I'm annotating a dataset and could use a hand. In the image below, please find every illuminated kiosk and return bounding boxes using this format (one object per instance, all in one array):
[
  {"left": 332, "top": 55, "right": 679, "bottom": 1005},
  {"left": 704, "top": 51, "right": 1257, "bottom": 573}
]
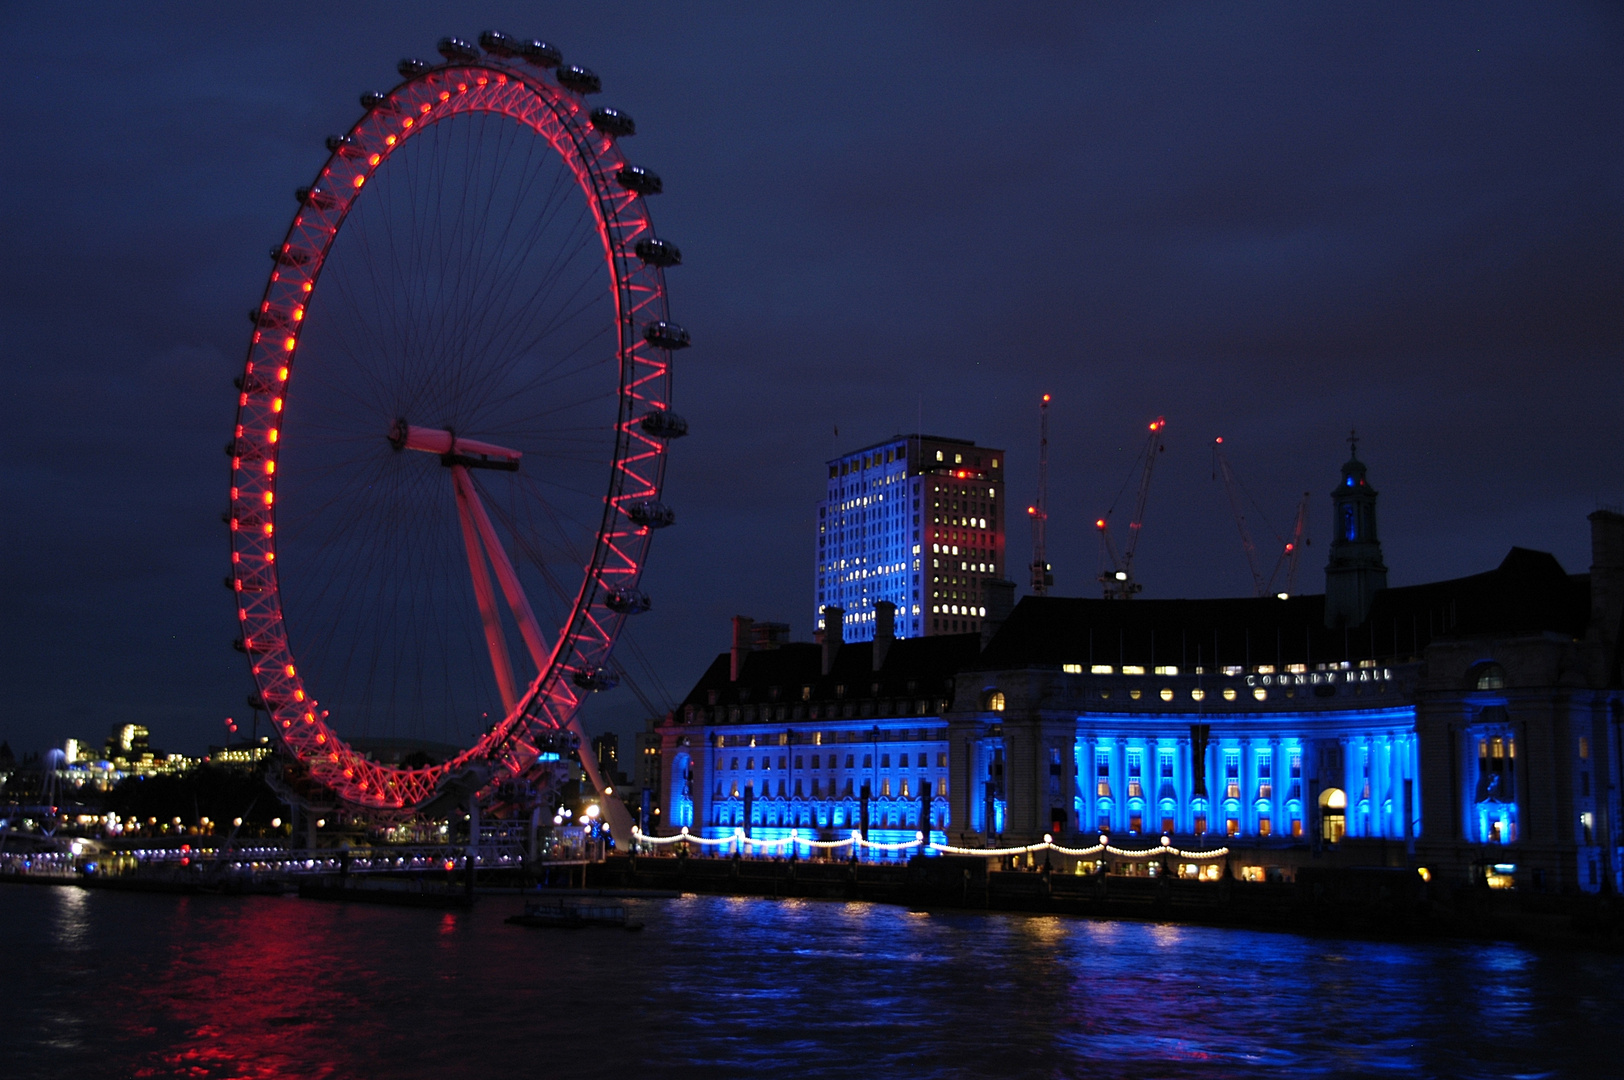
[{"left": 655, "top": 452, "right": 1623, "bottom": 891}]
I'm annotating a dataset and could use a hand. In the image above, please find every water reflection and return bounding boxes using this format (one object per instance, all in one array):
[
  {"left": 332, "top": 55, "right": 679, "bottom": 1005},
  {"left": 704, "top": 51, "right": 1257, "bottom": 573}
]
[{"left": 2, "top": 885, "right": 1621, "bottom": 1079}]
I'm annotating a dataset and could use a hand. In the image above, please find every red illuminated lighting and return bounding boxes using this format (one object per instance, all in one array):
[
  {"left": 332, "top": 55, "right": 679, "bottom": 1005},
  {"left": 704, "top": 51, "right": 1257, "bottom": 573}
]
[
  {"left": 1095, "top": 518, "right": 1107, "bottom": 530},
  {"left": 229, "top": 60, "right": 673, "bottom": 816}
]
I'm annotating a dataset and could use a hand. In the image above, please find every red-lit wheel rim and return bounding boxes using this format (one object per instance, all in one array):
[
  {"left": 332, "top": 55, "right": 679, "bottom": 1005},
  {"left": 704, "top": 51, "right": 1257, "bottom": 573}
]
[{"left": 228, "top": 59, "right": 673, "bottom": 811}]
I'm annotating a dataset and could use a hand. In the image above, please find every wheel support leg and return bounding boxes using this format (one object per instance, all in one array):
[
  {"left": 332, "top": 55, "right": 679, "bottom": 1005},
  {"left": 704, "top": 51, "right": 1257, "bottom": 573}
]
[
  {"left": 452, "top": 465, "right": 518, "bottom": 716},
  {"left": 459, "top": 469, "right": 553, "bottom": 673},
  {"left": 452, "top": 465, "right": 634, "bottom": 850}
]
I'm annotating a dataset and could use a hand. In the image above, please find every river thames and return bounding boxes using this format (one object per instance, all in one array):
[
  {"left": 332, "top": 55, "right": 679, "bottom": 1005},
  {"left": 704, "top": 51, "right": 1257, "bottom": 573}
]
[{"left": 3, "top": 883, "right": 1619, "bottom": 1078}]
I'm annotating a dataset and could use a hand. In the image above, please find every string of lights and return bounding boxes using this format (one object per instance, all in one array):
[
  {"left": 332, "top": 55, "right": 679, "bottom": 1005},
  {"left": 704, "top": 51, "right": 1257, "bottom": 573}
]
[{"left": 631, "top": 827, "right": 1230, "bottom": 860}]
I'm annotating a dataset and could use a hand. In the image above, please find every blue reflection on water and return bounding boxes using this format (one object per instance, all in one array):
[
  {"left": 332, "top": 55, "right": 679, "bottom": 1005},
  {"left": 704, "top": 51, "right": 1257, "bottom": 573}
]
[{"left": 1, "top": 884, "right": 1620, "bottom": 1079}]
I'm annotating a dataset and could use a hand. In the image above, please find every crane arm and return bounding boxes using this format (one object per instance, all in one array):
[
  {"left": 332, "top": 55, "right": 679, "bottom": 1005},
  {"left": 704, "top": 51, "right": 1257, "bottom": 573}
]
[
  {"left": 1122, "top": 417, "right": 1166, "bottom": 571},
  {"left": 1276, "top": 492, "right": 1311, "bottom": 596},
  {"left": 1213, "top": 439, "right": 1266, "bottom": 597}
]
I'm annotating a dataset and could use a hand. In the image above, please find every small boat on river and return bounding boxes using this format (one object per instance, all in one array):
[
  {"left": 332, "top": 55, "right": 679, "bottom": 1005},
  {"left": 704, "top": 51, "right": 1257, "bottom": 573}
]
[{"left": 505, "top": 898, "right": 643, "bottom": 931}]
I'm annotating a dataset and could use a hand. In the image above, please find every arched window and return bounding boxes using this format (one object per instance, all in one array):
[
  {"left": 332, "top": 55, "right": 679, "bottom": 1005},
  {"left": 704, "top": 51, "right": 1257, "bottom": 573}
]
[
  {"left": 1467, "top": 661, "right": 1507, "bottom": 691},
  {"left": 1319, "top": 787, "right": 1347, "bottom": 844},
  {"left": 985, "top": 690, "right": 1006, "bottom": 712}
]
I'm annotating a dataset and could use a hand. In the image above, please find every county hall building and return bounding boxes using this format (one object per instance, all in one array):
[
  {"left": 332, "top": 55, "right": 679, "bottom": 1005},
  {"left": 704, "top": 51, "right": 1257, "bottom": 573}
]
[{"left": 653, "top": 440, "right": 1623, "bottom": 893}]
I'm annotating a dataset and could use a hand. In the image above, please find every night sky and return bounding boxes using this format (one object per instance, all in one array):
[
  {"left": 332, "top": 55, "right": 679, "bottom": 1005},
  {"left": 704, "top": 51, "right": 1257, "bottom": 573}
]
[{"left": 1, "top": 3, "right": 1620, "bottom": 759}]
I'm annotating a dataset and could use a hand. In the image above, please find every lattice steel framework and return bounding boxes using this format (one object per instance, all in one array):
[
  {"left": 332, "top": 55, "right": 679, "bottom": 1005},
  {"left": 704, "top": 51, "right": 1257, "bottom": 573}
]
[{"left": 228, "top": 47, "right": 677, "bottom": 811}]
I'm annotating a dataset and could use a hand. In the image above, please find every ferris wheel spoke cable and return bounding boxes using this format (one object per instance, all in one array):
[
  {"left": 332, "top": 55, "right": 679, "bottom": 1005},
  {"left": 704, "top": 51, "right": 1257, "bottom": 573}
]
[
  {"left": 617, "top": 626, "right": 677, "bottom": 713},
  {"left": 349, "top": 112, "right": 611, "bottom": 437},
  {"left": 291, "top": 466, "right": 417, "bottom": 731},
  {"left": 482, "top": 365, "right": 618, "bottom": 436},
  {"left": 480, "top": 479, "right": 590, "bottom": 611},
  {"left": 468, "top": 208, "right": 608, "bottom": 387},
  {"left": 300, "top": 462, "right": 479, "bottom": 738},
  {"left": 511, "top": 471, "right": 602, "bottom": 564},
  {"left": 474, "top": 477, "right": 585, "bottom": 613},
  {"left": 233, "top": 44, "right": 676, "bottom": 810}
]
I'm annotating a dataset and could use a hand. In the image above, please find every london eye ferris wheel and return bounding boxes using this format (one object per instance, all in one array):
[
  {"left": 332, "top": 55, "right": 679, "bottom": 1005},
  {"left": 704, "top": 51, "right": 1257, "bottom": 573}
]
[{"left": 227, "top": 32, "right": 687, "bottom": 826}]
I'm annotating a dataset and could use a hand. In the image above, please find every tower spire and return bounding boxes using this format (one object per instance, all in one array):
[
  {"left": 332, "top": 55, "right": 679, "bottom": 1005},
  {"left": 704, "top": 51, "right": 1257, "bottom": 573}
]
[{"left": 1324, "top": 435, "right": 1387, "bottom": 628}]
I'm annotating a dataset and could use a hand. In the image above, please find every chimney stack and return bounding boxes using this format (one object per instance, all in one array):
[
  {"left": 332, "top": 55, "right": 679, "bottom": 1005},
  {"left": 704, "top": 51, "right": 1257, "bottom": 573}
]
[
  {"left": 1589, "top": 510, "right": 1624, "bottom": 676},
  {"left": 821, "top": 605, "right": 844, "bottom": 676},
  {"left": 872, "top": 600, "right": 896, "bottom": 671},
  {"left": 751, "top": 621, "right": 791, "bottom": 650},
  {"left": 981, "top": 579, "right": 1016, "bottom": 650},
  {"left": 730, "top": 615, "right": 754, "bottom": 682}
]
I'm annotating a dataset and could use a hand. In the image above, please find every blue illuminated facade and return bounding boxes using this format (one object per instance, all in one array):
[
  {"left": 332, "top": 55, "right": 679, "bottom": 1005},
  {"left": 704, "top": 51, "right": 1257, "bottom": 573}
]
[
  {"left": 657, "top": 452, "right": 1624, "bottom": 892},
  {"left": 693, "top": 719, "right": 952, "bottom": 853},
  {"left": 948, "top": 663, "right": 1423, "bottom": 854},
  {"left": 655, "top": 624, "right": 980, "bottom": 858},
  {"left": 817, "top": 435, "right": 1004, "bottom": 642}
]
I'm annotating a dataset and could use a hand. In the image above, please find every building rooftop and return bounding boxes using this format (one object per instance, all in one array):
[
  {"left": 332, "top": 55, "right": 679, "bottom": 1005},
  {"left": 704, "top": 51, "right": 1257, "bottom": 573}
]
[
  {"left": 976, "top": 546, "right": 1591, "bottom": 672},
  {"left": 677, "top": 633, "right": 984, "bottom": 717},
  {"left": 825, "top": 433, "right": 979, "bottom": 464}
]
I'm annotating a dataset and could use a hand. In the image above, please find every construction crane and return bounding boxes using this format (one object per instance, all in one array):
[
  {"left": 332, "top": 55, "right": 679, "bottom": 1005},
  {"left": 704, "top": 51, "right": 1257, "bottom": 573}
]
[
  {"left": 1212, "top": 437, "right": 1266, "bottom": 597},
  {"left": 1096, "top": 416, "right": 1166, "bottom": 599},
  {"left": 1027, "top": 394, "right": 1053, "bottom": 595},
  {"left": 1272, "top": 493, "right": 1311, "bottom": 596},
  {"left": 1211, "top": 436, "right": 1311, "bottom": 597}
]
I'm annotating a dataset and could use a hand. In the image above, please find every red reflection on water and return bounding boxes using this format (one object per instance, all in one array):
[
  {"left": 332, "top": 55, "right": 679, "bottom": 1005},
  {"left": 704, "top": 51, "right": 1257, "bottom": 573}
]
[{"left": 117, "top": 897, "right": 445, "bottom": 1080}]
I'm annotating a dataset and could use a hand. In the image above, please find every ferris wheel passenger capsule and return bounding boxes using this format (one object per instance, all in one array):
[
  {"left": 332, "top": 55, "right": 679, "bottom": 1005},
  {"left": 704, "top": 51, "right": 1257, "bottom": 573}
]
[
  {"left": 437, "top": 37, "right": 479, "bottom": 64},
  {"left": 572, "top": 668, "right": 619, "bottom": 692},
  {"left": 477, "top": 31, "right": 517, "bottom": 57},
  {"left": 638, "top": 409, "right": 688, "bottom": 440},
  {"left": 643, "top": 321, "right": 690, "bottom": 350},
  {"left": 589, "top": 107, "right": 635, "bottom": 138},
  {"left": 625, "top": 500, "right": 675, "bottom": 529},
  {"left": 359, "top": 92, "right": 397, "bottom": 112},
  {"left": 604, "top": 588, "right": 652, "bottom": 615},
  {"left": 519, "top": 39, "right": 563, "bottom": 69},
  {"left": 634, "top": 237, "right": 681, "bottom": 267},
  {"left": 397, "top": 58, "right": 432, "bottom": 78},
  {"left": 615, "top": 165, "right": 662, "bottom": 195},
  {"left": 557, "top": 65, "right": 602, "bottom": 94}
]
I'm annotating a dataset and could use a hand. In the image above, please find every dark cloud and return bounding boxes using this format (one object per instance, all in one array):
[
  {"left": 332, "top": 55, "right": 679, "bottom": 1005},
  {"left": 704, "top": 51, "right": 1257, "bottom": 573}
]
[{"left": 1, "top": 2, "right": 1619, "bottom": 756}]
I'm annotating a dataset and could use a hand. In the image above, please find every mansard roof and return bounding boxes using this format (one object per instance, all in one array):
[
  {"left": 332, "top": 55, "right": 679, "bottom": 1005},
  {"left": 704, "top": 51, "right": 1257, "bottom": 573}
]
[
  {"left": 976, "top": 546, "right": 1591, "bottom": 672},
  {"left": 677, "top": 632, "right": 983, "bottom": 713}
]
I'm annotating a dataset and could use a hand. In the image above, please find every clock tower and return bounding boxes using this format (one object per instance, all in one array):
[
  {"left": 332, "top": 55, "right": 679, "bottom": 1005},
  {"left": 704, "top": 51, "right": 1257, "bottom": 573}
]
[{"left": 1324, "top": 431, "right": 1388, "bottom": 628}]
